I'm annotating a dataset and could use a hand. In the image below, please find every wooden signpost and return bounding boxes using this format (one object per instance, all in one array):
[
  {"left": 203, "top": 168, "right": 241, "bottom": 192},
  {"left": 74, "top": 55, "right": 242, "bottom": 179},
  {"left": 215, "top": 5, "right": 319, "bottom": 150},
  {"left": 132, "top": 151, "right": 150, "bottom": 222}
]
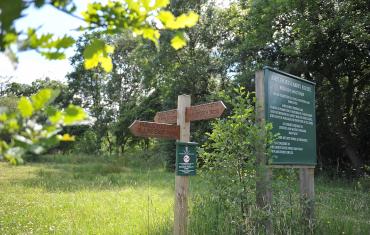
[
  {"left": 256, "top": 67, "right": 316, "bottom": 233},
  {"left": 129, "top": 96, "right": 226, "bottom": 235}
]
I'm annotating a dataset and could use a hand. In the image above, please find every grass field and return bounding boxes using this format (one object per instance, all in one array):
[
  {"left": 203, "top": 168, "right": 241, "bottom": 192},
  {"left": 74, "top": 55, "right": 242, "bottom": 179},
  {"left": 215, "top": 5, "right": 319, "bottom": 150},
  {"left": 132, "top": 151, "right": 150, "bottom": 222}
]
[{"left": 0, "top": 154, "right": 369, "bottom": 234}]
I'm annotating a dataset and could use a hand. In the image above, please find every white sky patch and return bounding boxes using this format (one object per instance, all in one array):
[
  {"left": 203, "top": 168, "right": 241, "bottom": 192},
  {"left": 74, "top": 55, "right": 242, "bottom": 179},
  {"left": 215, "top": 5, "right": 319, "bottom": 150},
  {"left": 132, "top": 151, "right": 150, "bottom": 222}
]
[
  {"left": 0, "top": 53, "right": 72, "bottom": 84},
  {"left": 215, "top": 0, "right": 232, "bottom": 8},
  {"left": 0, "top": 2, "right": 87, "bottom": 85}
]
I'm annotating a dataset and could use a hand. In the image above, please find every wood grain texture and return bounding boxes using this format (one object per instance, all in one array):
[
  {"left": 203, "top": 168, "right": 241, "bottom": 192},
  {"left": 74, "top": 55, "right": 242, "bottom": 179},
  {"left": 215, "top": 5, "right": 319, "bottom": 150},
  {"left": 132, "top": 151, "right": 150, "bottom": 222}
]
[
  {"left": 185, "top": 101, "right": 226, "bottom": 122},
  {"left": 255, "top": 70, "right": 273, "bottom": 234},
  {"left": 174, "top": 95, "right": 191, "bottom": 235},
  {"left": 129, "top": 120, "right": 180, "bottom": 139},
  {"left": 154, "top": 109, "right": 177, "bottom": 124},
  {"left": 300, "top": 168, "right": 315, "bottom": 229}
]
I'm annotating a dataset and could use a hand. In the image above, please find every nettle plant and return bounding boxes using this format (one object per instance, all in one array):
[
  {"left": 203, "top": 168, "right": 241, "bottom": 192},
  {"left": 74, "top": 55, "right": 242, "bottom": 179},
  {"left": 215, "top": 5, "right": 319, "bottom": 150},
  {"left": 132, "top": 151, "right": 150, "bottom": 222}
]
[{"left": 0, "top": 88, "right": 86, "bottom": 165}]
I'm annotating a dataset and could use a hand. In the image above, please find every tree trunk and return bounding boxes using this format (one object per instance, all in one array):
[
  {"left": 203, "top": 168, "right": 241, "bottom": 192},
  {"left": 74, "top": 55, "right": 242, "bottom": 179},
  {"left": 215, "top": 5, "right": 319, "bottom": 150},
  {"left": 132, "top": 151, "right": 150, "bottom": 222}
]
[
  {"left": 336, "top": 130, "right": 363, "bottom": 175},
  {"left": 325, "top": 74, "right": 364, "bottom": 175}
]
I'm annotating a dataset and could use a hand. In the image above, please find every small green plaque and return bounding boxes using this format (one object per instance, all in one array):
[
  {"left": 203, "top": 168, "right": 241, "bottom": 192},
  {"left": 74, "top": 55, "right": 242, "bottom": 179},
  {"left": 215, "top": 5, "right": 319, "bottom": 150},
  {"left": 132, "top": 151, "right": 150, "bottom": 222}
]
[{"left": 176, "top": 142, "right": 198, "bottom": 176}]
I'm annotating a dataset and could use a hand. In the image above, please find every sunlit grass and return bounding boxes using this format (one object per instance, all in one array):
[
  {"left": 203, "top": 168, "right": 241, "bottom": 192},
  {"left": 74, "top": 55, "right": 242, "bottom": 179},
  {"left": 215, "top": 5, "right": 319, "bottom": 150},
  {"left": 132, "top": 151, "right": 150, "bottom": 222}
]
[
  {"left": 0, "top": 160, "right": 174, "bottom": 234},
  {"left": 0, "top": 154, "right": 369, "bottom": 234}
]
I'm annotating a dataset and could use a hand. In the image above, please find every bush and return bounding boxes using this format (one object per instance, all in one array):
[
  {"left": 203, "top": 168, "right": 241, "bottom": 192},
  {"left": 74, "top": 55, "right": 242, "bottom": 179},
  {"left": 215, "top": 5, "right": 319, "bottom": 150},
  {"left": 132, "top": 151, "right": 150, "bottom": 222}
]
[
  {"left": 199, "top": 87, "right": 273, "bottom": 232},
  {"left": 72, "top": 129, "right": 99, "bottom": 154}
]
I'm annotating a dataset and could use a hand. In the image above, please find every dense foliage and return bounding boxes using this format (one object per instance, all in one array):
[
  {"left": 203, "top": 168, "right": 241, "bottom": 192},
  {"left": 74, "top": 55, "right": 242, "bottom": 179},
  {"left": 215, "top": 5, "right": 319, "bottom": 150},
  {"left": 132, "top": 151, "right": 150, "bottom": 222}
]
[
  {"left": 64, "top": 0, "right": 369, "bottom": 175},
  {"left": 1, "top": 1, "right": 369, "bottom": 173}
]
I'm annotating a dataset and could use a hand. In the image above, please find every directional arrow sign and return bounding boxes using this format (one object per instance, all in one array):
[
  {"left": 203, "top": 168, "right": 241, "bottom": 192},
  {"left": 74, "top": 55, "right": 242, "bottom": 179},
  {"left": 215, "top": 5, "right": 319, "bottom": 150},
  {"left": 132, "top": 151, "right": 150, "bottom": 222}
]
[
  {"left": 153, "top": 101, "right": 227, "bottom": 124},
  {"left": 129, "top": 120, "right": 180, "bottom": 140},
  {"left": 154, "top": 109, "right": 177, "bottom": 124},
  {"left": 185, "top": 101, "right": 226, "bottom": 122}
]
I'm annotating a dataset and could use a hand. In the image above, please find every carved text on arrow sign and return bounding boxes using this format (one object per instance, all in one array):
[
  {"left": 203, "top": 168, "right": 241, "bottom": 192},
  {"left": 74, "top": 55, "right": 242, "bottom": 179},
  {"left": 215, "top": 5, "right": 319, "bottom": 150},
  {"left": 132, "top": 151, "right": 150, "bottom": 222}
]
[
  {"left": 153, "top": 101, "right": 226, "bottom": 124},
  {"left": 154, "top": 109, "right": 177, "bottom": 124},
  {"left": 129, "top": 120, "right": 180, "bottom": 140},
  {"left": 185, "top": 101, "right": 226, "bottom": 122}
]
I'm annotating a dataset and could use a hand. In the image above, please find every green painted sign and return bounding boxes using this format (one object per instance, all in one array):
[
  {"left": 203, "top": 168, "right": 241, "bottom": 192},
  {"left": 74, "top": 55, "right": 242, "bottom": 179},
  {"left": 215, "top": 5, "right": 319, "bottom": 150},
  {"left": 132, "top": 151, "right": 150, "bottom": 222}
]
[
  {"left": 264, "top": 67, "right": 316, "bottom": 165},
  {"left": 176, "top": 142, "right": 198, "bottom": 176}
]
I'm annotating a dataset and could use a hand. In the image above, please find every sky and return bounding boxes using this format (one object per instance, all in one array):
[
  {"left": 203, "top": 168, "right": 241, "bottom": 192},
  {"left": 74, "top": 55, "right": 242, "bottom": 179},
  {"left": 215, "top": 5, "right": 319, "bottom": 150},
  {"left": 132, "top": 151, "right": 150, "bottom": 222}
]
[{"left": 0, "top": 1, "right": 88, "bottom": 84}]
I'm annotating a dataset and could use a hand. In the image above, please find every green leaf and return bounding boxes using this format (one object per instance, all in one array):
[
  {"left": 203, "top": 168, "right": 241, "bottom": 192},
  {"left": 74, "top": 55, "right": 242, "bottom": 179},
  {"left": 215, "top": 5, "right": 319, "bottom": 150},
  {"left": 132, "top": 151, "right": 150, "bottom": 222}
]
[
  {"left": 154, "top": 0, "right": 169, "bottom": 8},
  {"left": 48, "top": 36, "right": 75, "bottom": 49},
  {"left": 24, "top": 30, "right": 73, "bottom": 60},
  {"left": 176, "top": 11, "right": 199, "bottom": 28},
  {"left": 63, "top": 104, "right": 87, "bottom": 125},
  {"left": 0, "top": 113, "right": 7, "bottom": 122},
  {"left": 158, "top": 11, "right": 176, "bottom": 28},
  {"left": 83, "top": 39, "right": 115, "bottom": 72},
  {"left": 41, "top": 52, "right": 65, "bottom": 60},
  {"left": 7, "top": 119, "right": 19, "bottom": 131},
  {"left": 158, "top": 10, "right": 199, "bottom": 30},
  {"left": 46, "top": 106, "right": 63, "bottom": 124},
  {"left": 171, "top": 33, "right": 187, "bottom": 50},
  {"left": 4, "top": 32, "right": 17, "bottom": 45},
  {"left": 126, "top": 0, "right": 140, "bottom": 12},
  {"left": 134, "top": 28, "right": 160, "bottom": 46},
  {"left": 29, "top": 145, "right": 45, "bottom": 155},
  {"left": 18, "top": 97, "right": 33, "bottom": 118},
  {"left": 142, "top": 0, "right": 151, "bottom": 10},
  {"left": 57, "top": 133, "right": 75, "bottom": 141},
  {"left": 4, "top": 147, "right": 25, "bottom": 165},
  {"left": 31, "top": 88, "right": 60, "bottom": 111},
  {"left": 13, "top": 135, "right": 33, "bottom": 145},
  {"left": 100, "top": 56, "right": 113, "bottom": 73}
]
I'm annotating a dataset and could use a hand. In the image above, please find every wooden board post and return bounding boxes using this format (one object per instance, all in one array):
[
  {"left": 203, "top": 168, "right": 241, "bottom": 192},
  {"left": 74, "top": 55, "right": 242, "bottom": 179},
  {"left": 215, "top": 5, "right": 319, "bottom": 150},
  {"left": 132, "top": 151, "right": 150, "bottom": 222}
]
[
  {"left": 299, "top": 167, "right": 315, "bottom": 230},
  {"left": 255, "top": 70, "right": 273, "bottom": 234},
  {"left": 174, "top": 94, "right": 191, "bottom": 235}
]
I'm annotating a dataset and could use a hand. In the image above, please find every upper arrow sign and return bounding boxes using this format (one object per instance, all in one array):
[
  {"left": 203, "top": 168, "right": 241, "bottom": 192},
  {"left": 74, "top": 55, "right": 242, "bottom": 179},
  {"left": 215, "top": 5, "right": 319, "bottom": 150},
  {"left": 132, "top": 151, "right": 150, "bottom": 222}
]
[
  {"left": 154, "top": 109, "right": 177, "bottom": 124},
  {"left": 153, "top": 101, "right": 226, "bottom": 124},
  {"left": 185, "top": 101, "right": 226, "bottom": 122},
  {"left": 129, "top": 120, "right": 180, "bottom": 140}
]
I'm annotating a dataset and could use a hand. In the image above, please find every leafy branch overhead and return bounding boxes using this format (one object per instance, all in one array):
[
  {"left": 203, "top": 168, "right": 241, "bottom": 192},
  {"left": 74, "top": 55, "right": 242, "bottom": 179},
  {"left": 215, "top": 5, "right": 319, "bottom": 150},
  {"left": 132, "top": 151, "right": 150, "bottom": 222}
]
[
  {"left": 0, "top": 0, "right": 199, "bottom": 72},
  {"left": 0, "top": 88, "right": 87, "bottom": 165}
]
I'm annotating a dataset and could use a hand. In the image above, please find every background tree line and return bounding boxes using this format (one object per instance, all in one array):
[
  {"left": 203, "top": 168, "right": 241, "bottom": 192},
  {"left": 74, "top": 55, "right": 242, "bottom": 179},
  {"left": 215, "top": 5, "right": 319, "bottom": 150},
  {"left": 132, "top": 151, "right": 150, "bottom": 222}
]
[{"left": 1, "top": 0, "right": 369, "bottom": 176}]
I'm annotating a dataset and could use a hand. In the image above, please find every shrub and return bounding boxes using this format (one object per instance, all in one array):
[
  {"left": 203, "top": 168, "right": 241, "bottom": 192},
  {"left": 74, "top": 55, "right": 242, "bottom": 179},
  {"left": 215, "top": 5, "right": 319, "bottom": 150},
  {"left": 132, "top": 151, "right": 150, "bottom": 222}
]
[{"left": 200, "top": 87, "right": 273, "bottom": 232}]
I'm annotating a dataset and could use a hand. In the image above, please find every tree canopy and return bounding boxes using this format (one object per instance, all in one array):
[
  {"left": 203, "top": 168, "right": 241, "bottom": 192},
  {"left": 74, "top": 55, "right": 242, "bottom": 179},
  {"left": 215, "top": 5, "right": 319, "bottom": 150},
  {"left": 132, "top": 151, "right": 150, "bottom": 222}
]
[{"left": 0, "top": 0, "right": 199, "bottom": 72}]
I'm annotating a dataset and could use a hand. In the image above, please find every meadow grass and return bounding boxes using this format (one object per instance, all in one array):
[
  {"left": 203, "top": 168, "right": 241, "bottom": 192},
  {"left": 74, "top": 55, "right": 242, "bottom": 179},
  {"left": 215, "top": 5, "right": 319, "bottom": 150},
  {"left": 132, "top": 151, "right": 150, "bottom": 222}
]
[{"left": 0, "top": 153, "right": 369, "bottom": 234}]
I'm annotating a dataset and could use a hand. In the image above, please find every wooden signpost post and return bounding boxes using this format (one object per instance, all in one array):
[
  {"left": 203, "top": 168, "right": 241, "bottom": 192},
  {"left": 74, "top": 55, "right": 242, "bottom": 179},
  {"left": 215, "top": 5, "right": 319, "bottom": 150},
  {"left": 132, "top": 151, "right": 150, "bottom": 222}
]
[
  {"left": 256, "top": 67, "right": 317, "bottom": 233},
  {"left": 129, "top": 96, "right": 226, "bottom": 235}
]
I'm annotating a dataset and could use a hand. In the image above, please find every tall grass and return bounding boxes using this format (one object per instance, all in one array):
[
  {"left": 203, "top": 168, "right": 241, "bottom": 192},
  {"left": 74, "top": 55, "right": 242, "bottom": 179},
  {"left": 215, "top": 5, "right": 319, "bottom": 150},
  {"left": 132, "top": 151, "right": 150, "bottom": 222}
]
[{"left": 0, "top": 153, "right": 369, "bottom": 234}]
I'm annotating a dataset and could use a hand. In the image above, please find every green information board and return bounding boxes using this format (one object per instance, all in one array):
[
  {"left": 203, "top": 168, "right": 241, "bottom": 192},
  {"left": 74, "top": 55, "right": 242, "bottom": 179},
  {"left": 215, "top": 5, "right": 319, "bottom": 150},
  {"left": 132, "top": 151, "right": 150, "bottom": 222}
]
[
  {"left": 264, "top": 67, "right": 316, "bottom": 165},
  {"left": 176, "top": 142, "right": 198, "bottom": 176}
]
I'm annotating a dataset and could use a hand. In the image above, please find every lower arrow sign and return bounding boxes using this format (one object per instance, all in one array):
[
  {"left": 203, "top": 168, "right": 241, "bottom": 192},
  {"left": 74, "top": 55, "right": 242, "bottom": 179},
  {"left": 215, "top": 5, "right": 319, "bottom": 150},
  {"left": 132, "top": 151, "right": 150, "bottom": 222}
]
[{"left": 129, "top": 120, "right": 180, "bottom": 140}]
